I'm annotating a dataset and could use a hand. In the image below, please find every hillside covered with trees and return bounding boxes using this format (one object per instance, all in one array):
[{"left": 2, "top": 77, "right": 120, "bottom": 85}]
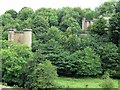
[{"left": 0, "top": 0, "right": 120, "bottom": 89}]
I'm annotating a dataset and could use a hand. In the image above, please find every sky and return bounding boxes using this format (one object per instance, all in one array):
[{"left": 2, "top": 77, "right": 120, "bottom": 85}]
[{"left": 0, "top": 0, "right": 111, "bottom": 15}]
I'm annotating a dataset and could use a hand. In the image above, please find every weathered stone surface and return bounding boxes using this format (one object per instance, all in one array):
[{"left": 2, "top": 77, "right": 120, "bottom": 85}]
[
  {"left": 82, "top": 18, "right": 93, "bottom": 31},
  {"left": 8, "top": 28, "right": 32, "bottom": 47}
]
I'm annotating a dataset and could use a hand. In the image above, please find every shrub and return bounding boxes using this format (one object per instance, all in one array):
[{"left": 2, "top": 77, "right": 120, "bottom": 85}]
[
  {"left": 26, "top": 60, "right": 58, "bottom": 89},
  {"left": 88, "top": 17, "right": 107, "bottom": 36},
  {"left": 102, "top": 71, "right": 110, "bottom": 79},
  {"left": 1, "top": 42, "right": 33, "bottom": 86},
  {"left": 98, "top": 43, "right": 119, "bottom": 77},
  {"left": 69, "top": 47, "right": 102, "bottom": 76},
  {"left": 101, "top": 78, "right": 115, "bottom": 90}
]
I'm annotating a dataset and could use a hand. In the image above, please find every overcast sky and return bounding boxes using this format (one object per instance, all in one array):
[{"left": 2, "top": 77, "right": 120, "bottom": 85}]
[{"left": 0, "top": 0, "right": 111, "bottom": 15}]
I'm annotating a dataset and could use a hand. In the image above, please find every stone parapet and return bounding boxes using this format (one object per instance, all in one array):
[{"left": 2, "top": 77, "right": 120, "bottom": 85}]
[{"left": 8, "top": 28, "right": 32, "bottom": 47}]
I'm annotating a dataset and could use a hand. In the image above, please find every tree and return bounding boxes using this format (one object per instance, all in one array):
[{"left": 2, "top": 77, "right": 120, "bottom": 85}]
[
  {"left": 115, "top": 0, "right": 120, "bottom": 13},
  {"left": 45, "top": 26, "right": 65, "bottom": 43},
  {"left": 2, "top": 7, "right": 34, "bottom": 31},
  {"left": 88, "top": 17, "right": 107, "bottom": 35},
  {"left": 57, "top": 7, "right": 74, "bottom": 25},
  {"left": 32, "top": 15, "right": 49, "bottom": 42},
  {"left": 83, "top": 35, "right": 119, "bottom": 77},
  {"left": 64, "top": 34, "right": 81, "bottom": 53},
  {"left": 83, "top": 8, "right": 96, "bottom": 20},
  {"left": 2, "top": 31, "right": 8, "bottom": 40},
  {"left": 109, "top": 1, "right": 120, "bottom": 46},
  {"left": 1, "top": 13, "right": 16, "bottom": 29},
  {"left": 115, "top": 45, "right": 120, "bottom": 78},
  {"left": 69, "top": 47, "right": 102, "bottom": 76},
  {"left": 98, "top": 43, "right": 119, "bottom": 76},
  {"left": 18, "top": 7, "right": 34, "bottom": 21},
  {"left": 5, "top": 9, "right": 18, "bottom": 18},
  {"left": 95, "top": 1, "right": 116, "bottom": 17},
  {"left": 57, "top": 7, "right": 83, "bottom": 27},
  {"left": 1, "top": 42, "right": 33, "bottom": 86},
  {"left": 25, "top": 60, "right": 58, "bottom": 89},
  {"left": 60, "top": 15, "right": 81, "bottom": 32},
  {"left": 36, "top": 39, "right": 65, "bottom": 65},
  {"left": 20, "top": 18, "right": 32, "bottom": 29},
  {"left": 74, "top": 7, "right": 84, "bottom": 26},
  {"left": 2, "top": 40, "right": 13, "bottom": 49},
  {"left": 35, "top": 8, "right": 58, "bottom": 26},
  {"left": 1, "top": 12, "right": 24, "bottom": 32}
]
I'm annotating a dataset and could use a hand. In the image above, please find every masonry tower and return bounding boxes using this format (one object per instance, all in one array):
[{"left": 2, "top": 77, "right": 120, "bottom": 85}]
[{"left": 8, "top": 28, "right": 32, "bottom": 47}]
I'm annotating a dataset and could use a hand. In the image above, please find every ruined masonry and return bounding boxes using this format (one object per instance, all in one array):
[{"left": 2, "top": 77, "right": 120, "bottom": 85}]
[
  {"left": 8, "top": 28, "right": 32, "bottom": 47},
  {"left": 82, "top": 18, "right": 93, "bottom": 32},
  {"left": 82, "top": 17, "right": 110, "bottom": 32}
]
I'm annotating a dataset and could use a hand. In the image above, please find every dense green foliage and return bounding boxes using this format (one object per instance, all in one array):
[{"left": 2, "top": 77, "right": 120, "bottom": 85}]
[
  {"left": 108, "top": 1, "right": 120, "bottom": 78},
  {"left": 69, "top": 47, "right": 101, "bottom": 76},
  {"left": 1, "top": 0, "right": 120, "bottom": 88},
  {"left": 1, "top": 40, "right": 33, "bottom": 86},
  {"left": 83, "top": 8, "right": 97, "bottom": 20},
  {"left": 95, "top": 1, "right": 116, "bottom": 17},
  {"left": 25, "top": 60, "right": 58, "bottom": 89},
  {"left": 88, "top": 17, "right": 107, "bottom": 35},
  {"left": 109, "top": 1, "right": 120, "bottom": 46},
  {"left": 18, "top": 7, "right": 34, "bottom": 21},
  {"left": 5, "top": 9, "right": 18, "bottom": 18}
]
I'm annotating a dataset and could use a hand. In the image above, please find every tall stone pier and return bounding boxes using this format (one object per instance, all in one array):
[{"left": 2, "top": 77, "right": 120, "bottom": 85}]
[
  {"left": 82, "top": 18, "right": 93, "bottom": 32},
  {"left": 23, "top": 29, "right": 32, "bottom": 47},
  {"left": 8, "top": 28, "right": 32, "bottom": 47}
]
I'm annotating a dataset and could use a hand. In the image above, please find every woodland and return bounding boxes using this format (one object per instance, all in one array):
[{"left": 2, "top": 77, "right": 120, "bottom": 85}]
[{"left": 0, "top": 0, "right": 120, "bottom": 89}]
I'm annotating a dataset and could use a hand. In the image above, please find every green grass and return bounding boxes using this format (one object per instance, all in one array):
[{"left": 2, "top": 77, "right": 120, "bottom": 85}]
[
  {"left": 0, "top": 77, "right": 119, "bottom": 89},
  {"left": 54, "top": 77, "right": 119, "bottom": 88}
]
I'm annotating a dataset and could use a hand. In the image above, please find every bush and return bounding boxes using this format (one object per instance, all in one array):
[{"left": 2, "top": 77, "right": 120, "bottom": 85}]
[
  {"left": 102, "top": 71, "right": 110, "bottom": 79},
  {"left": 69, "top": 47, "right": 102, "bottom": 76},
  {"left": 101, "top": 78, "right": 115, "bottom": 90},
  {"left": 98, "top": 43, "right": 119, "bottom": 77},
  {"left": 2, "top": 40, "right": 13, "bottom": 49},
  {"left": 88, "top": 17, "right": 107, "bottom": 36},
  {"left": 25, "top": 60, "right": 58, "bottom": 89},
  {"left": 1, "top": 42, "right": 33, "bottom": 86}
]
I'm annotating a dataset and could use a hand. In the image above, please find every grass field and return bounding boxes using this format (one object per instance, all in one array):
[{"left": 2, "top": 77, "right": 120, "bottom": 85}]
[
  {"left": 0, "top": 77, "right": 119, "bottom": 89},
  {"left": 54, "top": 77, "right": 119, "bottom": 88}
]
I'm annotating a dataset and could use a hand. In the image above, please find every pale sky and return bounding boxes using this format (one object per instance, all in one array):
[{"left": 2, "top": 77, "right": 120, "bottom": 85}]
[{"left": 0, "top": 0, "right": 111, "bottom": 15}]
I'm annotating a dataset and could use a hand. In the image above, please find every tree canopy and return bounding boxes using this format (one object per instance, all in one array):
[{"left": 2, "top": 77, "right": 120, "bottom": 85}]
[{"left": 1, "top": 1, "right": 120, "bottom": 88}]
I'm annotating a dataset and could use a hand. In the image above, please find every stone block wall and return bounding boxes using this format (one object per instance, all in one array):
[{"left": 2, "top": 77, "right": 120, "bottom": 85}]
[
  {"left": 8, "top": 28, "right": 32, "bottom": 47},
  {"left": 82, "top": 18, "right": 94, "bottom": 32}
]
